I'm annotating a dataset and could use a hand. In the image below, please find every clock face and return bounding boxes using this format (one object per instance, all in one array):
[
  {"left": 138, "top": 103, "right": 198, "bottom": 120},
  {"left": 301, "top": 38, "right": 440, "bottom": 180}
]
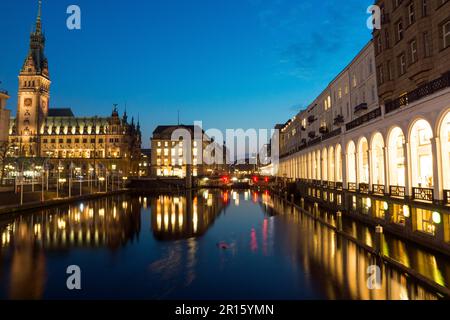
[{"left": 24, "top": 98, "right": 32, "bottom": 107}]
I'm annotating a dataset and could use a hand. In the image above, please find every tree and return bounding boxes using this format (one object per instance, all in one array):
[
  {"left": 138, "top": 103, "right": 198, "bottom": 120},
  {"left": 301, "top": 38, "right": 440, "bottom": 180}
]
[{"left": 0, "top": 141, "right": 10, "bottom": 185}]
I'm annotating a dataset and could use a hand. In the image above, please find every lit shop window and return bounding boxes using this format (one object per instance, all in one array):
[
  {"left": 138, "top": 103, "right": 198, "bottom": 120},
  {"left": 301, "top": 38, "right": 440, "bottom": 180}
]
[
  {"left": 374, "top": 200, "right": 388, "bottom": 220},
  {"left": 414, "top": 208, "right": 440, "bottom": 236},
  {"left": 391, "top": 204, "right": 409, "bottom": 226}
]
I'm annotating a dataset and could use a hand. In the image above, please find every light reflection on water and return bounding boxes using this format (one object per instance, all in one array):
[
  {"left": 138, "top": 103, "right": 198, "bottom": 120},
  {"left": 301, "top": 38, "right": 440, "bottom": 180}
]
[{"left": 0, "top": 190, "right": 447, "bottom": 300}]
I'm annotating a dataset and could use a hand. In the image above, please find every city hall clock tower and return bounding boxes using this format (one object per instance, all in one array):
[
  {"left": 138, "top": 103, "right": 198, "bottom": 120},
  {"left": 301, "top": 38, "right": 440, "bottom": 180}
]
[{"left": 16, "top": 0, "right": 51, "bottom": 156}]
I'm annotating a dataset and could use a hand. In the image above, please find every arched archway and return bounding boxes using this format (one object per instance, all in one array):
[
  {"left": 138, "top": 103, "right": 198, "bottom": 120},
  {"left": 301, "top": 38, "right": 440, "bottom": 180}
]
[
  {"left": 410, "top": 119, "right": 433, "bottom": 188},
  {"left": 316, "top": 149, "right": 321, "bottom": 180},
  {"left": 308, "top": 152, "right": 312, "bottom": 180},
  {"left": 371, "top": 132, "right": 385, "bottom": 185},
  {"left": 439, "top": 110, "right": 450, "bottom": 190},
  {"left": 335, "top": 144, "right": 342, "bottom": 182},
  {"left": 328, "top": 146, "right": 335, "bottom": 182},
  {"left": 347, "top": 141, "right": 356, "bottom": 183},
  {"left": 322, "top": 148, "right": 328, "bottom": 181},
  {"left": 388, "top": 127, "right": 406, "bottom": 187},
  {"left": 312, "top": 151, "right": 317, "bottom": 180},
  {"left": 358, "top": 137, "right": 369, "bottom": 184}
]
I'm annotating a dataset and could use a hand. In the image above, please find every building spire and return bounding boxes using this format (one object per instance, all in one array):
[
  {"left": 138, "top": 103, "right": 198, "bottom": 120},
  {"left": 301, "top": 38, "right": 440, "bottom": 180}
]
[{"left": 35, "top": 0, "right": 42, "bottom": 34}]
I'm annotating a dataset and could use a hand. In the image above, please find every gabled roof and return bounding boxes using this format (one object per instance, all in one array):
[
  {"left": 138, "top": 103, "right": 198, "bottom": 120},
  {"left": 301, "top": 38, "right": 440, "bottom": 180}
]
[
  {"left": 152, "top": 125, "right": 206, "bottom": 139},
  {"left": 48, "top": 108, "right": 74, "bottom": 117}
]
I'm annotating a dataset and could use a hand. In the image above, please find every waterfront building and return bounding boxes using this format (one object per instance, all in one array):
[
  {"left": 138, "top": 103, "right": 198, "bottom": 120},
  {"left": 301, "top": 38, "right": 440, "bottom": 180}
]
[
  {"left": 150, "top": 125, "right": 224, "bottom": 178},
  {"left": 6, "top": 1, "right": 141, "bottom": 175},
  {"left": 273, "top": 3, "right": 450, "bottom": 250},
  {"left": 0, "top": 90, "right": 10, "bottom": 143},
  {"left": 277, "top": 41, "right": 379, "bottom": 188},
  {"left": 139, "top": 149, "right": 152, "bottom": 177}
]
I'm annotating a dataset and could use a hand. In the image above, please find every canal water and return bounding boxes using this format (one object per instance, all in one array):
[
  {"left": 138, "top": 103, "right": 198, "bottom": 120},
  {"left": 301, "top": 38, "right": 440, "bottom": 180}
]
[{"left": 0, "top": 190, "right": 448, "bottom": 300}]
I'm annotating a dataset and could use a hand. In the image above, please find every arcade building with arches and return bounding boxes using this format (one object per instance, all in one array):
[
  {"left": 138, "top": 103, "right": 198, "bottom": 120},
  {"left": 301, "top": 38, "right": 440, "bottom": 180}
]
[{"left": 272, "top": 1, "right": 450, "bottom": 252}]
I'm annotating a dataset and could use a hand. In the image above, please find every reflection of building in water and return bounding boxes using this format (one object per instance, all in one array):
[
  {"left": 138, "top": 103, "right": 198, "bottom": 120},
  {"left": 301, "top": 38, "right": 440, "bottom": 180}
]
[
  {"left": 0, "top": 195, "right": 141, "bottom": 299},
  {"left": 262, "top": 195, "right": 442, "bottom": 300},
  {"left": 151, "top": 190, "right": 229, "bottom": 241},
  {"left": 1, "top": 196, "right": 141, "bottom": 251}
]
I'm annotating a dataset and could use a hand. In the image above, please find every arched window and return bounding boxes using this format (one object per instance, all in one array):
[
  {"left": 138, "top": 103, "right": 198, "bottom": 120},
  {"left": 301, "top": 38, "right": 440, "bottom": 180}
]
[
  {"left": 371, "top": 133, "right": 385, "bottom": 185},
  {"left": 439, "top": 110, "right": 450, "bottom": 190},
  {"left": 347, "top": 141, "right": 356, "bottom": 183},
  {"left": 358, "top": 137, "right": 369, "bottom": 183},
  {"left": 410, "top": 119, "right": 433, "bottom": 188}
]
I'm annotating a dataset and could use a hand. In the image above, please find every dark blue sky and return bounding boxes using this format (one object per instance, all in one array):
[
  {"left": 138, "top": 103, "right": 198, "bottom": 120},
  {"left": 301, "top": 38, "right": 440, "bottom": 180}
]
[{"left": 0, "top": 0, "right": 373, "bottom": 147}]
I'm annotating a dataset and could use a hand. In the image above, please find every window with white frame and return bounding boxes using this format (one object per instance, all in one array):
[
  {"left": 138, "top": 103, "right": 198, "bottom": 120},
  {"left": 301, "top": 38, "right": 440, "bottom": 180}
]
[
  {"left": 444, "top": 21, "right": 450, "bottom": 49},
  {"left": 398, "top": 54, "right": 406, "bottom": 75},
  {"left": 410, "top": 40, "right": 418, "bottom": 63},
  {"left": 397, "top": 20, "right": 404, "bottom": 42},
  {"left": 408, "top": 3, "right": 415, "bottom": 25}
]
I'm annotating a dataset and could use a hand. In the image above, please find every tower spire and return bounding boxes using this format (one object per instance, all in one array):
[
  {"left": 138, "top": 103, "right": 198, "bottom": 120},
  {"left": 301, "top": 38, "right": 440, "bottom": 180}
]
[{"left": 36, "top": 0, "right": 42, "bottom": 34}]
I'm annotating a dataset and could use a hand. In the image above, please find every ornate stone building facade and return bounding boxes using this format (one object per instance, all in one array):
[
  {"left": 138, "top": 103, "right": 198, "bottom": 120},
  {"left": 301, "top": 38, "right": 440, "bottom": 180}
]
[{"left": 7, "top": 1, "right": 141, "bottom": 175}]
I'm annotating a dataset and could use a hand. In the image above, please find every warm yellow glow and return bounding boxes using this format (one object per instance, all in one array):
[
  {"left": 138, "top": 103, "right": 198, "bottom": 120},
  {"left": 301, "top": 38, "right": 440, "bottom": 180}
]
[{"left": 432, "top": 212, "right": 441, "bottom": 224}]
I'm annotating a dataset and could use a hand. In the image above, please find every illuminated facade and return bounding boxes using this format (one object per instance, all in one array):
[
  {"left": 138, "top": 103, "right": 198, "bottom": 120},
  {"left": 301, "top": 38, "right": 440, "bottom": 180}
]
[
  {"left": 276, "top": 7, "right": 450, "bottom": 205},
  {"left": 150, "top": 125, "right": 221, "bottom": 178},
  {"left": 6, "top": 1, "right": 141, "bottom": 174}
]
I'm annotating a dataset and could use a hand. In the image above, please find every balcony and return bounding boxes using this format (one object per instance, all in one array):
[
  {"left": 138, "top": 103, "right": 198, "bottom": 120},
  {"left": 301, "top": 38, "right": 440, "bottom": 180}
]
[
  {"left": 354, "top": 103, "right": 368, "bottom": 114},
  {"left": 348, "top": 182, "right": 357, "bottom": 192},
  {"left": 322, "top": 128, "right": 341, "bottom": 141},
  {"left": 359, "top": 183, "right": 369, "bottom": 194},
  {"left": 346, "top": 107, "right": 382, "bottom": 131},
  {"left": 336, "top": 182, "right": 343, "bottom": 190},
  {"left": 328, "top": 181, "right": 335, "bottom": 189},
  {"left": 445, "top": 190, "right": 450, "bottom": 205},
  {"left": 308, "top": 131, "right": 316, "bottom": 139},
  {"left": 319, "top": 126, "right": 329, "bottom": 134},
  {"left": 372, "top": 184, "right": 386, "bottom": 195},
  {"left": 390, "top": 186, "right": 405, "bottom": 198},
  {"left": 308, "top": 115, "right": 316, "bottom": 124},
  {"left": 412, "top": 187, "right": 434, "bottom": 202},
  {"left": 385, "top": 71, "right": 450, "bottom": 114},
  {"left": 333, "top": 115, "right": 344, "bottom": 126},
  {"left": 301, "top": 126, "right": 306, "bottom": 131}
]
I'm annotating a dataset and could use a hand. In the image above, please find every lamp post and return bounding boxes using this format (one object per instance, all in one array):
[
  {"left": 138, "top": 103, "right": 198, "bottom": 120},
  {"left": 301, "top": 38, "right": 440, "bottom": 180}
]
[
  {"left": 69, "top": 162, "right": 73, "bottom": 198},
  {"left": 57, "top": 161, "right": 64, "bottom": 199},
  {"left": 31, "top": 163, "right": 35, "bottom": 192},
  {"left": 89, "top": 167, "right": 94, "bottom": 194}
]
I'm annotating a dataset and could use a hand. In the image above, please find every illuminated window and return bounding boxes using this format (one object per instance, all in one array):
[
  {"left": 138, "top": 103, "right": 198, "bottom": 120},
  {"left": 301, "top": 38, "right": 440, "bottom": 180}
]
[
  {"left": 391, "top": 204, "right": 407, "bottom": 226},
  {"left": 414, "top": 208, "right": 436, "bottom": 236}
]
